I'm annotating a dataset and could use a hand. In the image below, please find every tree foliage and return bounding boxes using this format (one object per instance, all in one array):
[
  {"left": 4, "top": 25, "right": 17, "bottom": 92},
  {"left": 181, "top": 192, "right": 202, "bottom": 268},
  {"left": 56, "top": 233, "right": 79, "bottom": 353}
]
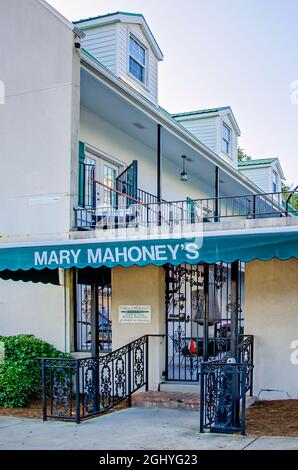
[{"left": 237, "top": 148, "right": 252, "bottom": 162}]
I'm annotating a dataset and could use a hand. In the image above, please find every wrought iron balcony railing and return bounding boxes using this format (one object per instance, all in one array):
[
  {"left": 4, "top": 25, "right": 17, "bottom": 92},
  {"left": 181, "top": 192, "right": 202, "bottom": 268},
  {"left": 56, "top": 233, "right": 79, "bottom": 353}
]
[{"left": 75, "top": 184, "right": 298, "bottom": 231}]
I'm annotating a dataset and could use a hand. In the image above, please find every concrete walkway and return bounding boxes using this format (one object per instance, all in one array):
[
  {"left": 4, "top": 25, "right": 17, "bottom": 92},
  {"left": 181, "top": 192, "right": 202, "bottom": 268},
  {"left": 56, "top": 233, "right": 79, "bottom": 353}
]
[{"left": 1, "top": 408, "right": 298, "bottom": 450}]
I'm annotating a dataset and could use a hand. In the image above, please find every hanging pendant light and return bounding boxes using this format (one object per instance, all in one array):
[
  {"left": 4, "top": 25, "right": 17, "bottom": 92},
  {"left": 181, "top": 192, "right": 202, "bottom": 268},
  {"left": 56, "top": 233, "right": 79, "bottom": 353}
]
[{"left": 180, "top": 155, "right": 188, "bottom": 182}]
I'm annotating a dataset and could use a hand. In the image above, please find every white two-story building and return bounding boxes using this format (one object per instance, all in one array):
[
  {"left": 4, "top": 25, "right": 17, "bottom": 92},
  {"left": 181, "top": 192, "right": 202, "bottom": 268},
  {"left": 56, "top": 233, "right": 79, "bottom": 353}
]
[{"left": 1, "top": 0, "right": 298, "bottom": 432}]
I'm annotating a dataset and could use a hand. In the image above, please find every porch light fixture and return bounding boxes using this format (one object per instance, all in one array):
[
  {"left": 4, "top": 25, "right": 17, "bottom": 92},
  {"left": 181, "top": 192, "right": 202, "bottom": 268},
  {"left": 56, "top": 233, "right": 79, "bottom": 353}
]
[{"left": 180, "top": 155, "right": 188, "bottom": 182}]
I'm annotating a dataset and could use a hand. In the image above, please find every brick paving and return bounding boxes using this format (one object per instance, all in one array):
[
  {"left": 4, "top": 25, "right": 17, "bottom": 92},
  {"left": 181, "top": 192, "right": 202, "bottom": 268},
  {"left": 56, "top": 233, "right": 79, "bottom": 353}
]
[{"left": 132, "top": 391, "right": 199, "bottom": 410}]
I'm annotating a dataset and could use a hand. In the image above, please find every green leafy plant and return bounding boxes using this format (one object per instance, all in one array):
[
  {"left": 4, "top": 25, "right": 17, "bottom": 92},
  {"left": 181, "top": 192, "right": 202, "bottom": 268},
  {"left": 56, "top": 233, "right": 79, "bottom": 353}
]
[
  {"left": 237, "top": 147, "right": 252, "bottom": 162},
  {"left": 0, "top": 335, "right": 68, "bottom": 408}
]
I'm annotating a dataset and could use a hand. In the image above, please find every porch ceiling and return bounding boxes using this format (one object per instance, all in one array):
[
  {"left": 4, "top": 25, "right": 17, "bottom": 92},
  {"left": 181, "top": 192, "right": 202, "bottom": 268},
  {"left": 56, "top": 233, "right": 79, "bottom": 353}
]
[{"left": 80, "top": 69, "right": 254, "bottom": 200}]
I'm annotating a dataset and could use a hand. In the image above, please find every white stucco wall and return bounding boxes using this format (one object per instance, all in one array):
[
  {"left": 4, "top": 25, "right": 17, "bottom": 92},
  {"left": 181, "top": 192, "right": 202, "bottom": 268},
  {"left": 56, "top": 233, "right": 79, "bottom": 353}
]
[
  {"left": 0, "top": 0, "right": 79, "bottom": 238},
  {"left": 111, "top": 265, "right": 165, "bottom": 390},
  {"left": 0, "top": 269, "right": 74, "bottom": 352},
  {"left": 0, "top": 280, "right": 65, "bottom": 351},
  {"left": 245, "top": 258, "right": 298, "bottom": 399}
]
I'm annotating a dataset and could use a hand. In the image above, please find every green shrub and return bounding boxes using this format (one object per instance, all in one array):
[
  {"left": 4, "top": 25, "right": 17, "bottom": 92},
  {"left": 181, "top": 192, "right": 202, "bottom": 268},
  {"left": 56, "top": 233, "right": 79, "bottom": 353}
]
[{"left": 0, "top": 335, "right": 68, "bottom": 408}]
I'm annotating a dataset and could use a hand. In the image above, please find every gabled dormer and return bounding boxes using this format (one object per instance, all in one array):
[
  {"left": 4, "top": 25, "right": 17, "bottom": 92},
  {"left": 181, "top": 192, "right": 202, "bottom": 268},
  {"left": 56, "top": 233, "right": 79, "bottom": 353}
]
[
  {"left": 238, "top": 158, "right": 285, "bottom": 193},
  {"left": 172, "top": 107, "right": 241, "bottom": 168},
  {"left": 74, "top": 12, "right": 164, "bottom": 105}
]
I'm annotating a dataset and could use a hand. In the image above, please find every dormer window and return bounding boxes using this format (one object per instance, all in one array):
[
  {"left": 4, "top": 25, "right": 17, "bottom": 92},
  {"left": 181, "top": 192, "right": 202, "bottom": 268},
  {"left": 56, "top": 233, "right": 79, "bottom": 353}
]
[
  {"left": 129, "top": 35, "right": 146, "bottom": 84},
  {"left": 222, "top": 122, "right": 232, "bottom": 156}
]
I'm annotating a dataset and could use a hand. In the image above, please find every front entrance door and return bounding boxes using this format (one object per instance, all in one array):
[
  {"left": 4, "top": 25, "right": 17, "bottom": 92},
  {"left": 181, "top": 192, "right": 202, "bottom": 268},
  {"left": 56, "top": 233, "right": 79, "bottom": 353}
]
[
  {"left": 75, "top": 267, "right": 112, "bottom": 355},
  {"left": 165, "top": 262, "right": 244, "bottom": 381}
]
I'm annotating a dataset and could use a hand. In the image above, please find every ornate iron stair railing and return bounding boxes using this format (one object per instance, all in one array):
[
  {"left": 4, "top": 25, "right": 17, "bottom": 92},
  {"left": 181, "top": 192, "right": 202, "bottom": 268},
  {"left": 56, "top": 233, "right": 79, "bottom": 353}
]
[{"left": 41, "top": 335, "right": 155, "bottom": 423}]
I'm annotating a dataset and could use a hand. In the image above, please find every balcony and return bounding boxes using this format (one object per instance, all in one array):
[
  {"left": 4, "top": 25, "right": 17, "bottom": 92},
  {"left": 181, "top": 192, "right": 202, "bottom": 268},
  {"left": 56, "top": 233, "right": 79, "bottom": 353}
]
[{"left": 75, "top": 180, "right": 298, "bottom": 235}]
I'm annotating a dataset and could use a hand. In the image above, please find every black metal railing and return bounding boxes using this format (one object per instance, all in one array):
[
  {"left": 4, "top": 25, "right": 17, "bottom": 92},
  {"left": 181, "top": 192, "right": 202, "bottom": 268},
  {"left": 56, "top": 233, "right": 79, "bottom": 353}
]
[
  {"left": 200, "top": 335, "right": 254, "bottom": 435},
  {"left": 41, "top": 335, "right": 149, "bottom": 423},
  {"left": 75, "top": 187, "right": 298, "bottom": 231},
  {"left": 238, "top": 335, "right": 254, "bottom": 397}
]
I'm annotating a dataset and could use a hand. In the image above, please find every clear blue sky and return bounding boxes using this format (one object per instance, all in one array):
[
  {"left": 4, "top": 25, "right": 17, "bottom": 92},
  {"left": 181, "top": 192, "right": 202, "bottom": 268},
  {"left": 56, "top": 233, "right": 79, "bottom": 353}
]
[{"left": 48, "top": 0, "right": 298, "bottom": 184}]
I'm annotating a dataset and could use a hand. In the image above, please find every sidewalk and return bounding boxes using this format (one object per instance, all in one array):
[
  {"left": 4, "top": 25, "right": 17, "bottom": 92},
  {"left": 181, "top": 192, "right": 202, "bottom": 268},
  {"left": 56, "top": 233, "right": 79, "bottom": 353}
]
[{"left": 1, "top": 408, "right": 298, "bottom": 450}]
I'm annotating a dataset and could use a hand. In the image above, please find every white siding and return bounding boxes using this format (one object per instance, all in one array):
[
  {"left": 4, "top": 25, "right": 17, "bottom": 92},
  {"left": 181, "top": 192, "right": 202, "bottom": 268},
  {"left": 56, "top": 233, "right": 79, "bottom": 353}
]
[
  {"left": 81, "top": 24, "right": 117, "bottom": 74},
  {"left": 176, "top": 117, "right": 218, "bottom": 153},
  {"left": 238, "top": 166, "right": 271, "bottom": 192},
  {"left": 117, "top": 23, "right": 158, "bottom": 104},
  {"left": 175, "top": 113, "right": 238, "bottom": 168},
  {"left": 80, "top": 22, "right": 159, "bottom": 104}
]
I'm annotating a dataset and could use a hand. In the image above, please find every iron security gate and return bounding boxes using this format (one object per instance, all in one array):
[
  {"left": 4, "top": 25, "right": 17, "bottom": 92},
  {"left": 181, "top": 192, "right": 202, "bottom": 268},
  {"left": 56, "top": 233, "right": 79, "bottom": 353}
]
[
  {"left": 165, "top": 262, "right": 244, "bottom": 381},
  {"left": 75, "top": 268, "right": 112, "bottom": 354}
]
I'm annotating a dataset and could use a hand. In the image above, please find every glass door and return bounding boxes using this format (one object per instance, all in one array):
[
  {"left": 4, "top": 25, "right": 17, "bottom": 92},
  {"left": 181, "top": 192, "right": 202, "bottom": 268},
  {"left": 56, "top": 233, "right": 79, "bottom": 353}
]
[{"left": 85, "top": 152, "right": 120, "bottom": 209}]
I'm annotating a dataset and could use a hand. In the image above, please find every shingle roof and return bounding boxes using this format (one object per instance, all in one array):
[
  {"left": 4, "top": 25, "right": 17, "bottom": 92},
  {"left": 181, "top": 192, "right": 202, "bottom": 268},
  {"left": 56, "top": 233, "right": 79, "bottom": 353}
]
[{"left": 238, "top": 158, "right": 277, "bottom": 167}]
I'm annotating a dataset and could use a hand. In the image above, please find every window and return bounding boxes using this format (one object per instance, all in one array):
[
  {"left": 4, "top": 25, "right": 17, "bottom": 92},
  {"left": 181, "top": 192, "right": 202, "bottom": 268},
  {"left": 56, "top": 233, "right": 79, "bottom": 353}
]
[
  {"left": 103, "top": 164, "right": 117, "bottom": 206},
  {"left": 129, "top": 35, "right": 146, "bottom": 83},
  {"left": 273, "top": 171, "right": 278, "bottom": 192},
  {"left": 222, "top": 122, "right": 232, "bottom": 156}
]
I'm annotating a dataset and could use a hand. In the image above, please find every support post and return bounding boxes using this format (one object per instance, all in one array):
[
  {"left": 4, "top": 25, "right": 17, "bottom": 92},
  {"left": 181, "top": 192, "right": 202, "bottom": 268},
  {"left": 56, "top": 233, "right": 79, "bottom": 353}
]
[
  {"left": 157, "top": 124, "right": 163, "bottom": 202},
  {"left": 41, "top": 359, "right": 47, "bottom": 421},
  {"left": 230, "top": 261, "right": 240, "bottom": 359},
  {"left": 91, "top": 282, "right": 99, "bottom": 412},
  {"left": 127, "top": 343, "right": 132, "bottom": 407},
  {"left": 157, "top": 124, "right": 163, "bottom": 226},
  {"left": 214, "top": 166, "right": 220, "bottom": 222},
  {"left": 75, "top": 360, "right": 81, "bottom": 424},
  {"left": 230, "top": 260, "right": 240, "bottom": 428},
  {"left": 203, "top": 264, "right": 209, "bottom": 361},
  {"left": 252, "top": 195, "right": 256, "bottom": 219},
  {"left": 91, "top": 283, "right": 99, "bottom": 358},
  {"left": 145, "top": 337, "right": 149, "bottom": 391}
]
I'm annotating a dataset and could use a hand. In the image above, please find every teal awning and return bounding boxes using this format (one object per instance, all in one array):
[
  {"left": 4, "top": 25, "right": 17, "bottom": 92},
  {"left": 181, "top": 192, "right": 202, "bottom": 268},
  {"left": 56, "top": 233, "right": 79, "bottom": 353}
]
[
  {"left": 1, "top": 230, "right": 298, "bottom": 273},
  {"left": 0, "top": 268, "right": 60, "bottom": 285}
]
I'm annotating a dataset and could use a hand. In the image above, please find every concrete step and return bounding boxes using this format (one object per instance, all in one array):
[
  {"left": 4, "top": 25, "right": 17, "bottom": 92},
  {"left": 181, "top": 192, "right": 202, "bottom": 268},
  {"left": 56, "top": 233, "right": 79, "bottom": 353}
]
[
  {"left": 131, "top": 391, "right": 199, "bottom": 410},
  {"left": 159, "top": 382, "right": 200, "bottom": 393}
]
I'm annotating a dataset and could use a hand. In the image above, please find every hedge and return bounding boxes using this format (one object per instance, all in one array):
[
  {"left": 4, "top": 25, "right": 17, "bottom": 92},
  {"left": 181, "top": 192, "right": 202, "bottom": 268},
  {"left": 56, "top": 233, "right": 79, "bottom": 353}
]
[{"left": 0, "top": 335, "right": 68, "bottom": 408}]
